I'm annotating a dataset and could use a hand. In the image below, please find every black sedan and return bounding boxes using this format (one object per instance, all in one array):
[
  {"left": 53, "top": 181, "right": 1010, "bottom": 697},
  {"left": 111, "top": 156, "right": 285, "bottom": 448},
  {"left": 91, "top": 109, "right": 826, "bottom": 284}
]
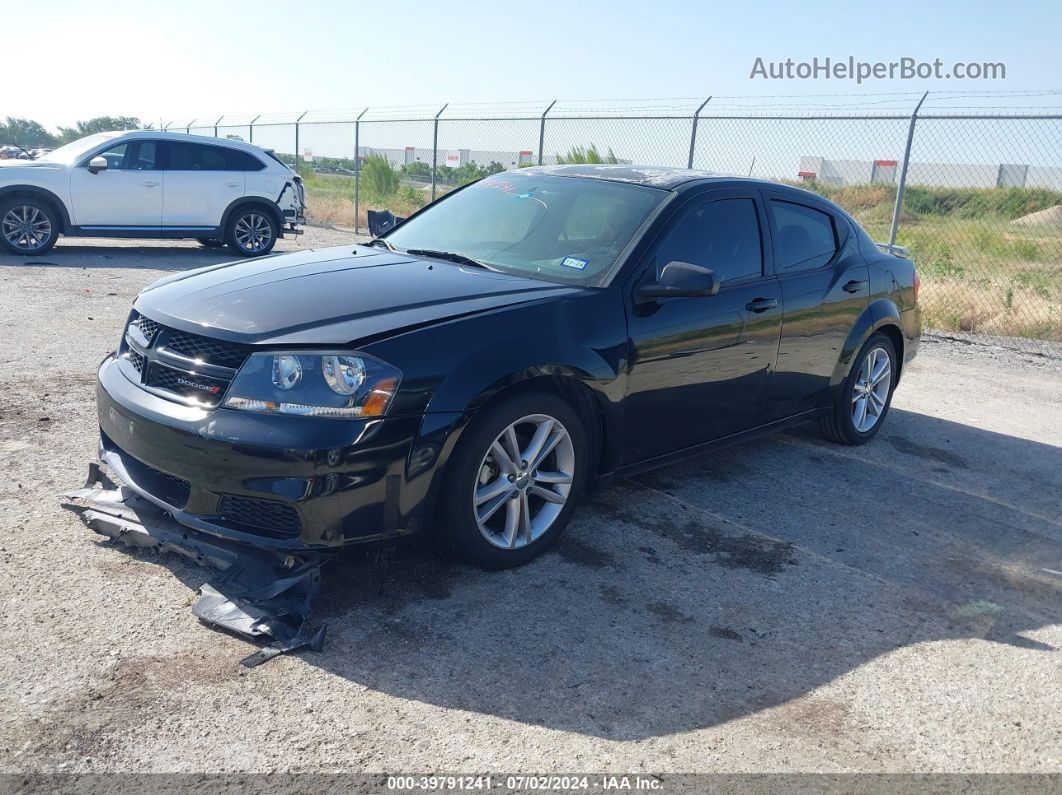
[{"left": 92, "top": 165, "right": 920, "bottom": 570}]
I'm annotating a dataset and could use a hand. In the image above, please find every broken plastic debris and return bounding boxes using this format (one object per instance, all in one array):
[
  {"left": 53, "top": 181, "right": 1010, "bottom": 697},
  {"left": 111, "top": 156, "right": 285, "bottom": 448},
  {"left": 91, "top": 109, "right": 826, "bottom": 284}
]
[{"left": 64, "top": 461, "right": 330, "bottom": 667}]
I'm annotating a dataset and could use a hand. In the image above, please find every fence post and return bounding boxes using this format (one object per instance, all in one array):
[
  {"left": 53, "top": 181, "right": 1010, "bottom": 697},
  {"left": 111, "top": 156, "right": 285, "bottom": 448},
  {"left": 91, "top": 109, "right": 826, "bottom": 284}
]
[
  {"left": 214, "top": 115, "right": 223, "bottom": 138},
  {"left": 431, "top": 103, "right": 449, "bottom": 201},
  {"left": 186, "top": 118, "right": 194, "bottom": 135},
  {"left": 889, "top": 91, "right": 929, "bottom": 247},
  {"left": 248, "top": 114, "right": 261, "bottom": 144},
  {"left": 538, "top": 100, "right": 557, "bottom": 166},
  {"left": 354, "top": 107, "right": 368, "bottom": 235},
  {"left": 687, "top": 97, "right": 711, "bottom": 169},
  {"left": 294, "top": 111, "right": 308, "bottom": 172}
]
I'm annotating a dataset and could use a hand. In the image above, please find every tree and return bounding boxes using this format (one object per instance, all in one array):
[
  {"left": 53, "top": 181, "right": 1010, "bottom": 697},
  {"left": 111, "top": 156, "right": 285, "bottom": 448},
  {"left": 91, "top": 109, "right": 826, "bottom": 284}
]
[
  {"left": 555, "top": 144, "right": 619, "bottom": 165},
  {"left": 401, "top": 161, "right": 432, "bottom": 179},
  {"left": 0, "top": 117, "right": 58, "bottom": 148},
  {"left": 57, "top": 116, "right": 147, "bottom": 144},
  {"left": 429, "top": 160, "right": 508, "bottom": 187},
  {"left": 361, "top": 154, "right": 400, "bottom": 197}
]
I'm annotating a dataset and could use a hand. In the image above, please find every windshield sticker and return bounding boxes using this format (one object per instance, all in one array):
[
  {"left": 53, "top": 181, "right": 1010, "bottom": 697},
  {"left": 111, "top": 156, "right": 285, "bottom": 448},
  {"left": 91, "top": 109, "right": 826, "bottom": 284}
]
[
  {"left": 478, "top": 180, "right": 518, "bottom": 193},
  {"left": 561, "top": 256, "right": 588, "bottom": 270}
]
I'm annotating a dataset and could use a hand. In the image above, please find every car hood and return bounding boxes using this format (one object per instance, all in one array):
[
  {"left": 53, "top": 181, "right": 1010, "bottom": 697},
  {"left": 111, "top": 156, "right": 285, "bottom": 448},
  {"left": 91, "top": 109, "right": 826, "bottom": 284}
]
[{"left": 134, "top": 245, "right": 586, "bottom": 346}]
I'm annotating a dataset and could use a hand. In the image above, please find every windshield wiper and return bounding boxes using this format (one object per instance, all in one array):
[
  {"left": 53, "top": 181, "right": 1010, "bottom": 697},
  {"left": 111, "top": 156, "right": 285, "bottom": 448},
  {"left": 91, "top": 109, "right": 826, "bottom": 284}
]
[
  {"left": 366, "top": 238, "right": 395, "bottom": 251},
  {"left": 404, "top": 249, "right": 499, "bottom": 272}
]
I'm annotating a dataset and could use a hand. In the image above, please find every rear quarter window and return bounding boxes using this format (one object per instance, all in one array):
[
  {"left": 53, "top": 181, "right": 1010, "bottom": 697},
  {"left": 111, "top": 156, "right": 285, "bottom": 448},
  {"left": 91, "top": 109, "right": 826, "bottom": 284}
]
[
  {"left": 770, "top": 200, "right": 838, "bottom": 272},
  {"left": 222, "top": 148, "right": 265, "bottom": 171}
]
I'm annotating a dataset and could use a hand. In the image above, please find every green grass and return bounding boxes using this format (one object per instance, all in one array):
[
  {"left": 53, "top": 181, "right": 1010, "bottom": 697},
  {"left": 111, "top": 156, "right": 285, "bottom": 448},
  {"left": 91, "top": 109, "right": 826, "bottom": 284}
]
[
  {"left": 787, "top": 180, "right": 1062, "bottom": 341},
  {"left": 300, "top": 171, "right": 429, "bottom": 229}
]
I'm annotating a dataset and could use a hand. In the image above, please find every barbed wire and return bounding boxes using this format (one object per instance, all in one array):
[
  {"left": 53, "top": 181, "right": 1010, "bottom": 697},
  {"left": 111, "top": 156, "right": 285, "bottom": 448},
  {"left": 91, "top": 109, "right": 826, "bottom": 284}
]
[{"left": 163, "top": 90, "right": 1062, "bottom": 129}]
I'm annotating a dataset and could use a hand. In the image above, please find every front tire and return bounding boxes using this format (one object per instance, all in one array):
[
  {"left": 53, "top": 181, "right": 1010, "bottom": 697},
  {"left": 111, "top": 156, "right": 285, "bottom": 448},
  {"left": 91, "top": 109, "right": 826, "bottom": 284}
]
[
  {"left": 0, "top": 197, "right": 59, "bottom": 255},
  {"left": 817, "top": 332, "right": 897, "bottom": 445},
  {"left": 225, "top": 208, "right": 278, "bottom": 257},
  {"left": 439, "top": 391, "right": 588, "bottom": 569}
]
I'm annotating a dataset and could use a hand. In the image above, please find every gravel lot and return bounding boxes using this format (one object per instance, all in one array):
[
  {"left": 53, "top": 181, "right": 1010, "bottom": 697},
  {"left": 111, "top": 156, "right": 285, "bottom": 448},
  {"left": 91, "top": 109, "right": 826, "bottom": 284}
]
[{"left": 1, "top": 229, "right": 1060, "bottom": 774}]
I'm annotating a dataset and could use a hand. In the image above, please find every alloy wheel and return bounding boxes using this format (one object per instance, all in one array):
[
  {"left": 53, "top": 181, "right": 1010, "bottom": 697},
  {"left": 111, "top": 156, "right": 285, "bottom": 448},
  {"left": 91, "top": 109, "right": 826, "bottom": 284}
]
[
  {"left": 2, "top": 205, "right": 52, "bottom": 252},
  {"left": 473, "top": 414, "right": 575, "bottom": 549},
  {"left": 233, "top": 213, "right": 273, "bottom": 253},
  {"left": 851, "top": 346, "right": 892, "bottom": 433}
]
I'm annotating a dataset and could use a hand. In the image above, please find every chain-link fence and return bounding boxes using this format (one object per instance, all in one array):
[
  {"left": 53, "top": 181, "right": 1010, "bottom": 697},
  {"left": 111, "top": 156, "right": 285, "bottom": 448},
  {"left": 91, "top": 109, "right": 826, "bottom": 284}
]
[{"left": 165, "top": 93, "right": 1062, "bottom": 351}]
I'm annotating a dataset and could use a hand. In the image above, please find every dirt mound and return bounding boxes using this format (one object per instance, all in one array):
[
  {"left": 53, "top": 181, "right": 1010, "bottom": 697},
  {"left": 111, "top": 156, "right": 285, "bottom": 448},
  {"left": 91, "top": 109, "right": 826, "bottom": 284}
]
[{"left": 1011, "top": 205, "right": 1062, "bottom": 228}]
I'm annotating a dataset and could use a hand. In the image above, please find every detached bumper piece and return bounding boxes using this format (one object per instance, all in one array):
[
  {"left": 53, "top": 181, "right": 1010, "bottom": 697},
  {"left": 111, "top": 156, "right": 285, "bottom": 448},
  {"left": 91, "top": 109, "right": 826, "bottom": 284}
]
[{"left": 64, "top": 462, "right": 330, "bottom": 667}]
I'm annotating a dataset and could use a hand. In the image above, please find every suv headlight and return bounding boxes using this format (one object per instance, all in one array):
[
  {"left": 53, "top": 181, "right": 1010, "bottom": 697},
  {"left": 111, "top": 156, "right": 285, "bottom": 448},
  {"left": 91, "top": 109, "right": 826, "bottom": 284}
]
[{"left": 224, "top": 351, "right": 401, "bottom": 418}]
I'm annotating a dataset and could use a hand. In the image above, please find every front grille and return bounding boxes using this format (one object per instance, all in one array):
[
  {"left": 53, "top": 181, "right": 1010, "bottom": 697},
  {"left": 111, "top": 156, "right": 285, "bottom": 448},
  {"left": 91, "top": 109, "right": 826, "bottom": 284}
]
[
  {"left": 146, "top": 365, "right": 184, "bottom": 392},
  {"left": 130, "top": 313, "right": 160, "bottom": 343},
  {"left": 161, "top": 331, "right": 250, "bottom": 369},
  {"left": 128, "top": 350, "right": 145, "bottom": 374},
  {"left": 144, "top": 363, "right": 229, "bottom": 406},
  {"left": 122, "top": 313, "right": 251, "bottom": 405},
  {"left": 218, "top": 495, "right": 303, "bottom": 538}
]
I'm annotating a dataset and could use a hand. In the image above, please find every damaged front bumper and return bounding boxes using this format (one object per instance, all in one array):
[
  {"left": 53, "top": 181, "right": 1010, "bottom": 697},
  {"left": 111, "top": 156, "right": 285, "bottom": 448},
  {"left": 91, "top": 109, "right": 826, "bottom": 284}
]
[{"left": 65, "top": 461, "right": 330, "bottom": 667}]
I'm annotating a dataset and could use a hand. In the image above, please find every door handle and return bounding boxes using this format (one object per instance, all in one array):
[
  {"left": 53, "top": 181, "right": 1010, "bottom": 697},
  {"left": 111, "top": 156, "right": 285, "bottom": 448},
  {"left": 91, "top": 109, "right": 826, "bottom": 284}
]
[
  {"left": 842, "top": 280, "right": 867, "bottom": 293},
  {"left": 745, "top": 297, "right": 778, "bottom": 313},
  {"left": 142, "top": 181, "right": 159, "bottom": 187},
  {"left": 225, "top": 181, "right": 239, "bottom": 187}
]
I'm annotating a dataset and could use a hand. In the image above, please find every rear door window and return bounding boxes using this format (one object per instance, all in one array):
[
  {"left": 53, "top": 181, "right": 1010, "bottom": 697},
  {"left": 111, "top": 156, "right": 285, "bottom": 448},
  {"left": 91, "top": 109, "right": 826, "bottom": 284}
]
[{"left": 769, "top": 200, "right": 838, "bottom": 272}]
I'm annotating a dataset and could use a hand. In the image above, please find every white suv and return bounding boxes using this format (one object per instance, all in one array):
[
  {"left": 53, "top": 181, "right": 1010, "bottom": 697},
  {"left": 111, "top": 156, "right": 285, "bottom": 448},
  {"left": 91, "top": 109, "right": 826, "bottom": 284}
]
[{"left": 0, "top": 131, "right": 305, "bottom": 257}]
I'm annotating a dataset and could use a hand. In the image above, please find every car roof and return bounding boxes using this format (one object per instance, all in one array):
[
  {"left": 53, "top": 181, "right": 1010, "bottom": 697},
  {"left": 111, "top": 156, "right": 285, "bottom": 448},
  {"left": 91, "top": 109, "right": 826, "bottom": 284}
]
[
  {"left": 105, "top": 129, "right": 271, "bottom": 156},
  {"left": 513, "top": 164, "right": 750, "bottom": 190},
  {"left": 510, "top": 164, "right": 849, "bottom": 207}
]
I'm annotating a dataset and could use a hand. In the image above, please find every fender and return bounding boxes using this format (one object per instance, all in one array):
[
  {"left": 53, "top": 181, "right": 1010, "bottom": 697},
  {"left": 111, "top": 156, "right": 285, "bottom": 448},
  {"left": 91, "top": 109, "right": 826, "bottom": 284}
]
[
  {"left": 829, "top": 297, "right": 905, "bottom": 387},
  {"left": 363, "top": 290, "right": 629, "bottom": 502},
  {"left": 425, "top": 336, "right": 626, "bottom": 490},
  {"left": 218, "top": 196, "right": 284, "bottom": 234},
  {"left": 366, "top": 289, "right": 627, "bottom": 417},
  {"left": 396, "top": 409, "right": 469, "bottom": 537},
  {"left": 403, "top": 364, "right": 622, "bottom": 539},
  {"left": 0, "top": 184, "right": 72, "bottom": 231},
  {"left": 421, "top": 308, "right": 625, "bottom": 414}
]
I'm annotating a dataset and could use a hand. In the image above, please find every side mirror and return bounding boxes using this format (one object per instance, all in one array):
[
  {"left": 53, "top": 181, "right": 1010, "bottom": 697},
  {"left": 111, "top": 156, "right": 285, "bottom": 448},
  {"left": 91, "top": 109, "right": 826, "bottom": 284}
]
[
  {"left": 87, "top": 156, "right": 108, "bottom": 174},
  {"left": 636, "top": 260, "right": 720, "bottom": 302}
]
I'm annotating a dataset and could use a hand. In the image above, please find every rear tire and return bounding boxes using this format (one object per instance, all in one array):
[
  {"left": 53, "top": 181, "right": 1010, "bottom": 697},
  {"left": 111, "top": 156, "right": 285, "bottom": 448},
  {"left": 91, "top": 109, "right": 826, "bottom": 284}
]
[
  {"left": 0, "top": 197, "right": 59, "bottom": 255},
  {"left": 225, "top": 207, "right": 278, "bottom": 257},
  {"left": 817, "top": 332, "right": 897, "bottom": 445},
  {"left": 439, "top": 391, "right": 588, "bottom": 569},
  {"left": 196, "top": 238, "right": 225, "bottom": 248}
]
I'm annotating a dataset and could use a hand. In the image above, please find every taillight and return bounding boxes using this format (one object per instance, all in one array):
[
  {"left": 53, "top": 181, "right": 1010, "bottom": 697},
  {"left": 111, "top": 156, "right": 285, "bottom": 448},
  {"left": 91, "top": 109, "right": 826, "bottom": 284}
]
[{"left": 912, "top": 269, "right": 920, "bottom": 304}]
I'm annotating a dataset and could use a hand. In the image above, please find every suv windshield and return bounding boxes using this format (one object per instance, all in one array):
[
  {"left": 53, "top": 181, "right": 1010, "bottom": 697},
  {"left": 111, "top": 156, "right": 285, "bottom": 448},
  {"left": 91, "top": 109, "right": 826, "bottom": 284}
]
[{"left": 385, "top": 172, "right": 667, "bottom": 286}]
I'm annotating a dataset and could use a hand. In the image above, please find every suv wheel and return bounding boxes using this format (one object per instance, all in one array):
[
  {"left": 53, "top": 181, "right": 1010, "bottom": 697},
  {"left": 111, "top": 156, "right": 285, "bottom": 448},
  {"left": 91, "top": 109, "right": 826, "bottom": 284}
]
[
  {"left": 440, "top": 391, "right": 588, "bottom": 569},
  {"left": 818, "top": 332, "right": 897, "bottom": 445},
  {"left": 225, "top": 208, "right": 277, "bottom": 257},
  {"left": 0, "top": 198, "right": 59, "bottom": 255}
]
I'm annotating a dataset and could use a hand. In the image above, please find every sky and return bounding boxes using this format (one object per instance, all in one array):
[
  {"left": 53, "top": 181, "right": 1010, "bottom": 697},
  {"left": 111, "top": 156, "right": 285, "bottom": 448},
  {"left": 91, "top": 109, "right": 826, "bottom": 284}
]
[{"left": 5, "top": 0, "right": 1060, "bottom": 131}]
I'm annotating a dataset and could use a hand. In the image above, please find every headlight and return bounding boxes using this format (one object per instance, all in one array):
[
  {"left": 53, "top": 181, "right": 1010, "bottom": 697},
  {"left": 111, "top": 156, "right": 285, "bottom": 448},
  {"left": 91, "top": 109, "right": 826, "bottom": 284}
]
[{"left": 224, "top": 351, "right": 401, "bottom": 418}]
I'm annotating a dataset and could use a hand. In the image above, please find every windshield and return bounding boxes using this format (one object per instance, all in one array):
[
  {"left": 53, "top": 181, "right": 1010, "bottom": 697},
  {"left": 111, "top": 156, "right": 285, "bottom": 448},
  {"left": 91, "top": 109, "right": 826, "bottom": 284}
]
[
  {"left": 385, "top": 172, "right": 667, "bottom": 286},
  {"left": 36, "top": 132, "right": 125, "bottom": 164}
]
